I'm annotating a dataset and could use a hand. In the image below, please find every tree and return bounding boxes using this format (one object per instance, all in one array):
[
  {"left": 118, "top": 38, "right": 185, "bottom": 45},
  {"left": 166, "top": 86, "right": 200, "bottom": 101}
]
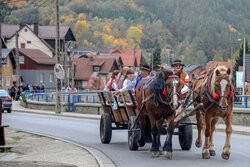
[
  {"left": 152, "top": 43, "right": 161, "bottom": 66},
  {"left": 232, "top": 41, "right": 249, "bottom": 85}
]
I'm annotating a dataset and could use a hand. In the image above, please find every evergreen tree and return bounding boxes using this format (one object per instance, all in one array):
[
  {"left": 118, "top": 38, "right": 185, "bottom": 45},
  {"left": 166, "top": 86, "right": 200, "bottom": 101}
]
[
  {"left": 152, "top": 43, "right": 161, "bottom": 66},
  {"left": 233, "top": 41, "right": 249, "bottom": 85}
]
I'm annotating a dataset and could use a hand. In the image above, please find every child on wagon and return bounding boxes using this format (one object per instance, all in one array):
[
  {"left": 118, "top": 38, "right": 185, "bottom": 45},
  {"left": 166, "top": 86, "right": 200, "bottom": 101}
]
[
  {"left": 113, "top": 68, "right": 134, "bottom": 95},
  {"left": 104, "top": 70, "right": 120, "bottom": 91}
]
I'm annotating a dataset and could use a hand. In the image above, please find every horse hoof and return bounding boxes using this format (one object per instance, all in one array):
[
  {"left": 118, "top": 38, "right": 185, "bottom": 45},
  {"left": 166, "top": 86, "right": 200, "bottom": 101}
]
[
  {"left": 152, "top": 151, "right": 160, "bottom": 158},
  {"left": 202, "top": 153, "right": 210, "bottom": 159},
  {"left": 209, "top": 150, "right": 216, "bottom": 156},
  {"left": 195, "top": 140, "right": 202, "bottom": 148},
  {"left": 221, "top": 152, "right": 230, "bottom": 160},
  {"left": 164, "top": 151, "right": 172, "bottom": 159}
]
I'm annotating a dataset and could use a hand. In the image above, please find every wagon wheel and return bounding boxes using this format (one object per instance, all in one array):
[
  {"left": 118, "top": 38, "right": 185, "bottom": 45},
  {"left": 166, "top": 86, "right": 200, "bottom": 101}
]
[
  {"left": 128, "top": 116, "right": 140, "bottom": 150},
  {"left": 178, "top": 117, "right": 193, "bottom": 150},
  {"left": 100, "top": 113, "right": 112, "bottom": 144}
]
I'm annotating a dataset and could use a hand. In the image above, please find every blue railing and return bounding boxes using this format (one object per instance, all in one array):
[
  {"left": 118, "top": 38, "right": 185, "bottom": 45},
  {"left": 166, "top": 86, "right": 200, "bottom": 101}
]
[
  {"left": 24, "top": 91, "right": 99, "bottom": 112},
  {"left": 234, "top": 95, "right": 250, "bottom": 108}
]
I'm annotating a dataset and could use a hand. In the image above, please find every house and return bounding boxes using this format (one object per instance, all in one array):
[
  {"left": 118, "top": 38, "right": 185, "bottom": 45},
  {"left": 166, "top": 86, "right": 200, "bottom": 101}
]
[
  {"left": 183, "top": 64, "right": 203, "bottom": 81},
  {"left": 109, "top": 49, "right": 143, "bottom": 68},
  {"left": 18, "top": 48, "right": 55, "bottom": 89},
  {"left": 73, "top": 57, "right": 119, "bottom": 89},
  {"left": 1, "top": 49, "right": 16, "bottom": 90},
  {"left": 1, "top": 23, "right": 76, "bottom": 57}
]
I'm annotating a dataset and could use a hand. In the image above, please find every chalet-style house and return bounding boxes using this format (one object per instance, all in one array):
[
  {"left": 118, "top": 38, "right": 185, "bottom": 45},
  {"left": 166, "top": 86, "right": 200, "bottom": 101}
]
[
  {"left": 1, "top": 23, "right": 76, "bottom": 58},
  {"left": 73, "top": 57, "right": 119, "bottom": 89},
  {"left": 18, "top": 48, "right": 55, "bottom": 88}
]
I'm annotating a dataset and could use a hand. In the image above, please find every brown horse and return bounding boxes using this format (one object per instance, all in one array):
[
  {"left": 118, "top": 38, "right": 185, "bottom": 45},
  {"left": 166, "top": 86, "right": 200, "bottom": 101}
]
[
  {"left": 192, "top": 66, "right": 234, "bottom": 160},
  {"left": 135, "top": 67, "right": 181, "bottom": 158}
]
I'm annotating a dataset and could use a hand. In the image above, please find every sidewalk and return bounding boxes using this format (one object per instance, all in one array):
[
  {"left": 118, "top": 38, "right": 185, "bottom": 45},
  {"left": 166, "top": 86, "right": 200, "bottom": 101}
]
[
  {"left": 0, "top": 128, "right": 98, "bottom": 167},
  {"left": 0, "top": 101, "right": 116, "bottom": 167},
  {"left": 12, "top": 101, "right": 250, "bottom": 136}
]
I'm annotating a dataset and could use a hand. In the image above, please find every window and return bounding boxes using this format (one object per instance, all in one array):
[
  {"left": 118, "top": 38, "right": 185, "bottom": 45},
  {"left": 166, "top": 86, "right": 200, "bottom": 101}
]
[
  {"left": 25, "top": 29, "right": 28, "bottom": 32},
  {"left": 19, "top": 56, "right": 24, "bottom": 64},
  {"left": 40, "top": 73, "right": 45, "bottom": 83},
  {"left": 49, "top": 73, "right": 54, "bottom": 82},
  {"left": 93, "top": 66, "right": 100, "bottom": 72},
  {"left": 1, "top": 77, "right": 4, "bottom": 86},
  {"left": 27, "top": 41, "right": 31, "bottom": 44},
  {"left": 6, "top": 76, "right": 10, "bottom": 86}
]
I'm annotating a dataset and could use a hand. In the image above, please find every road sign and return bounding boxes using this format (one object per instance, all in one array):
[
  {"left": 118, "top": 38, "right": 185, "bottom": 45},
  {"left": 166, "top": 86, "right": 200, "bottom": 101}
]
[{"left": 54, "top": 64, "right": 65, "bottom": 80}]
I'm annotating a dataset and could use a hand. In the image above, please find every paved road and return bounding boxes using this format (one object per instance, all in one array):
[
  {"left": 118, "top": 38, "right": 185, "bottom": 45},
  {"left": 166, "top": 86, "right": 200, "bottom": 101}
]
[{"left": 3, "top": 112, "right": 250, "bottom": 167}]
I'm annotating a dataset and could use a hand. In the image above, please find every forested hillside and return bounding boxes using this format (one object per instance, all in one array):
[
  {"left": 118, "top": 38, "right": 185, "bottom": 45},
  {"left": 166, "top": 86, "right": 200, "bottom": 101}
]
[{"left": 1, "top": 0, "right": 250, "bottom": 64}]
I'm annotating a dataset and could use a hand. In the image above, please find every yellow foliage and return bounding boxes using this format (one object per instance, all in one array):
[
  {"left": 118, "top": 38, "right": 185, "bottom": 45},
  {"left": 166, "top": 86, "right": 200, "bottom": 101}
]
[
  {"left": 61, "top": 14, "right": 75, "bottom": 25},
  {"left": 78, "top": 13, "right": 86, "bottom": 20},
  {"left": 75, "top": 20, "right": 90, "bottom": 37},
  {"left": 7, "top": 0, "right": 28, "bottom": 8},
  {"left": 126, "top": 26, "right": 143, "bottom": 46},
  {"left": 103, "top": 25, "right": 112, "bottom": 34}
]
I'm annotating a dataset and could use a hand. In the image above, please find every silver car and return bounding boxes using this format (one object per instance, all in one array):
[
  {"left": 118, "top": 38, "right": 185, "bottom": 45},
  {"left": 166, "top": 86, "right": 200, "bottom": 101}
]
[{"left": 0, "top": 89, "right": 12, "bottom": 113}]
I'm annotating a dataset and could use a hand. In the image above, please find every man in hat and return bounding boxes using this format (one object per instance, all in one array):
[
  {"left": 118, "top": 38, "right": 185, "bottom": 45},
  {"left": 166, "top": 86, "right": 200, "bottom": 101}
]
[
  {"left": 134, "top": 64, "right": 151, "bottom": 90},
  {"left": 171, "top": 60, "right": 190, "bottom": 95},
  {"left": 171, "top": 60, "right": 190, "bottom": 121}
]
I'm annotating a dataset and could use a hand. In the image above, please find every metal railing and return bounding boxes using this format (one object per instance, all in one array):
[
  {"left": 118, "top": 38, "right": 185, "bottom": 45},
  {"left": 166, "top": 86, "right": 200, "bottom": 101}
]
[
  {"left": 234, "top": 95, "right": 250, "bottom": 108},
  {"left": 24, "top": 91, "right": 100, "bottom": 112}
]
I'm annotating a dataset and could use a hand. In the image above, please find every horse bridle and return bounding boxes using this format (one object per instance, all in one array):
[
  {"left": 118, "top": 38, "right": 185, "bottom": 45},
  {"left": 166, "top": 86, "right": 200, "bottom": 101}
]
[{"left": 161, "top": 74, "right": 182, "bottom": 110}]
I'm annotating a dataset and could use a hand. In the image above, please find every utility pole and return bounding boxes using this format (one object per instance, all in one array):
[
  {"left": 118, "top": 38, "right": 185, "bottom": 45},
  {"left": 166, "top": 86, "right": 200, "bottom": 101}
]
[
  {"left": 15, "top": 32, "right": 20, "bottom": 87},
  {"left": 242, "top": 37, "right": 246, "bottom": 102},
  {"left": 71, "top": 61, "right": 75, "bottom": 88},
  {"left": 151, "top": 49, "right": 154, "bottom": 71},
  {"left": 55, "top": 0, "right": 61, "bottom": 114},
  {"left": 0, "top": 11, "right": 2, "bottom": 89}
]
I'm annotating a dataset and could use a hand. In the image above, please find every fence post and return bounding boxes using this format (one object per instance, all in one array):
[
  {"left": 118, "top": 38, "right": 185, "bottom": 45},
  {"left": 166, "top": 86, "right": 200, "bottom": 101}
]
[
  {"left": 68, "top": 94, "right": 70, "bottom": 112},
  {"left": 245, "top": 96, "right": 248, "bottom": 108},
  {"left": 38, "top": 94, "right": 40, "bottom": 101}
]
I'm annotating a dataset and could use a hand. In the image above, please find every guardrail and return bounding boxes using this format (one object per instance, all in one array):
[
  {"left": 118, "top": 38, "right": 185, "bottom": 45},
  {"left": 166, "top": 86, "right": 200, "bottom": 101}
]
[{"left": 23, "top": 91, "right": 250, "bottom": 112}]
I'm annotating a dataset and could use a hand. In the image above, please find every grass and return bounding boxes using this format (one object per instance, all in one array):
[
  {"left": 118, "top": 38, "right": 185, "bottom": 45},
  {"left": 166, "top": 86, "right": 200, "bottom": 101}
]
[{"left": 11, "top": 136, "right": 23, "bottom": 141}]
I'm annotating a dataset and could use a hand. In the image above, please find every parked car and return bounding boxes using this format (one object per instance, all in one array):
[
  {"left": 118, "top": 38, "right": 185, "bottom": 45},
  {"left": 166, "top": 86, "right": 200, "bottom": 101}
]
[{"left": 0, "top": 89, "right": 12, "bottom": 113}]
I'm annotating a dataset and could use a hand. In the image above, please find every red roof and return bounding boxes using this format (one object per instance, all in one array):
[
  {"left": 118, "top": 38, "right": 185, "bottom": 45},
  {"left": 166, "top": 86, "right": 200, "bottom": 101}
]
[
  {"left": 74, "top": 57, "right": 117, "bottom": 80},
  {"left": 206, "top": 61, "right": 231, "bottom": 72},
  {"left": 19, "top": 48, "right": 55, "bottom": 65},
  {"left": 109, "top": 49, "right": 142, "bottom": 67}
]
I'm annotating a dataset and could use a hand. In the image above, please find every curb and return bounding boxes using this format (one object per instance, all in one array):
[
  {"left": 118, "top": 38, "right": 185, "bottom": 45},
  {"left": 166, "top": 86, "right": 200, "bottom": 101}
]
[{"left": 8, "top": 127, "right": 116, "bottom": 167}]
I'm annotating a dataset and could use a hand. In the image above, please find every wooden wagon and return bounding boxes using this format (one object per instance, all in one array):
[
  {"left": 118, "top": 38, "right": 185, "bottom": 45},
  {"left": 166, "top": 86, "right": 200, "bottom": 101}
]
[{"left": 98, "top": 90, "right": 201, "bottom": 151}]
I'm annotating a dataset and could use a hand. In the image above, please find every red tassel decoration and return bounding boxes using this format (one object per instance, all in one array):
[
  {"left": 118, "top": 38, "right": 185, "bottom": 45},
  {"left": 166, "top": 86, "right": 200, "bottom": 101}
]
[
  {"left": 163, "top": 88, "right": 167, "bottom": 95},
  {"left": 213, "top": 93, "right": 219, "bottom": 99},
  {"left": 229, "top": 91, "right": 234, "bottom": 98}
]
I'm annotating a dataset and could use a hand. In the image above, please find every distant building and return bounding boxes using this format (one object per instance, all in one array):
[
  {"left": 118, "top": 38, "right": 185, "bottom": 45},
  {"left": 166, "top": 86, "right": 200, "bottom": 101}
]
[
  {"left": 1, "top": 49, "right": 16, "bottom": 90},
  {"left": 18, "top": 48, "right": 55, "bottom": 89},
  {"left": 73, "top": 57, "right": 119, "bottom": 89},
  {"left": 183, "top": 64, "right": 203, "bottom": 81}
]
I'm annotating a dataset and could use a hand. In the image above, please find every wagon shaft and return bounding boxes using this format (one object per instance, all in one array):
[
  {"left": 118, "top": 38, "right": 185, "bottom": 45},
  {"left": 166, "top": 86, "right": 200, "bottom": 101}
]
[{"left": 174, "top": 103, "right": 203, "bottom": 128}]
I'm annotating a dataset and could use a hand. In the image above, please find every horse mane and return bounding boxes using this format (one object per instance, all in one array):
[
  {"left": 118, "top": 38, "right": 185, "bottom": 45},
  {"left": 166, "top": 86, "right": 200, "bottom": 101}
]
[{"left": 210, "top": 65, "right": 229, "bottom": 94}]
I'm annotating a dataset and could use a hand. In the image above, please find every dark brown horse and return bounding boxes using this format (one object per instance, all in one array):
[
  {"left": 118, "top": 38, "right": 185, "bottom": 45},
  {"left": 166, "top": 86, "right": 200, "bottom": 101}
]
[
  {"left": 135, "top": 68, "right": 181, "bottom": 158},
  {"left": 192, "top": 66, "right": 234, "bottom": 160}
]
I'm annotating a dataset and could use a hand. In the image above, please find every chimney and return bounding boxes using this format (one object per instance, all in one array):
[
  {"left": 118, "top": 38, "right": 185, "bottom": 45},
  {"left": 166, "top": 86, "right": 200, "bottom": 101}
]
[
  {"left": 21, "top": 43, "right": 25, "bottom": 48},
  {"left": 33, "top": 23, "right": 39, "bottom": 35},
  {"left": 19, "top": 23, "right": 26, "bottom": 30}
]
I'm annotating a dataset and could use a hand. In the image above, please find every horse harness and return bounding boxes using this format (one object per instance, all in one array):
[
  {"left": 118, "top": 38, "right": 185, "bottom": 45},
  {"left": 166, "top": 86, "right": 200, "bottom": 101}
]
[{"left": 194, "top": 69, "right": 234, "bottom": 112}]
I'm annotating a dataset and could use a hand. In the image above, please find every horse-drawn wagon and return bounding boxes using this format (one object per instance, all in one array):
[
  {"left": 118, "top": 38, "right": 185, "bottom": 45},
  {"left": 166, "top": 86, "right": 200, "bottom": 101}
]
[{"left": 98, "top": 65, "right": 233, "bottom": 160}]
